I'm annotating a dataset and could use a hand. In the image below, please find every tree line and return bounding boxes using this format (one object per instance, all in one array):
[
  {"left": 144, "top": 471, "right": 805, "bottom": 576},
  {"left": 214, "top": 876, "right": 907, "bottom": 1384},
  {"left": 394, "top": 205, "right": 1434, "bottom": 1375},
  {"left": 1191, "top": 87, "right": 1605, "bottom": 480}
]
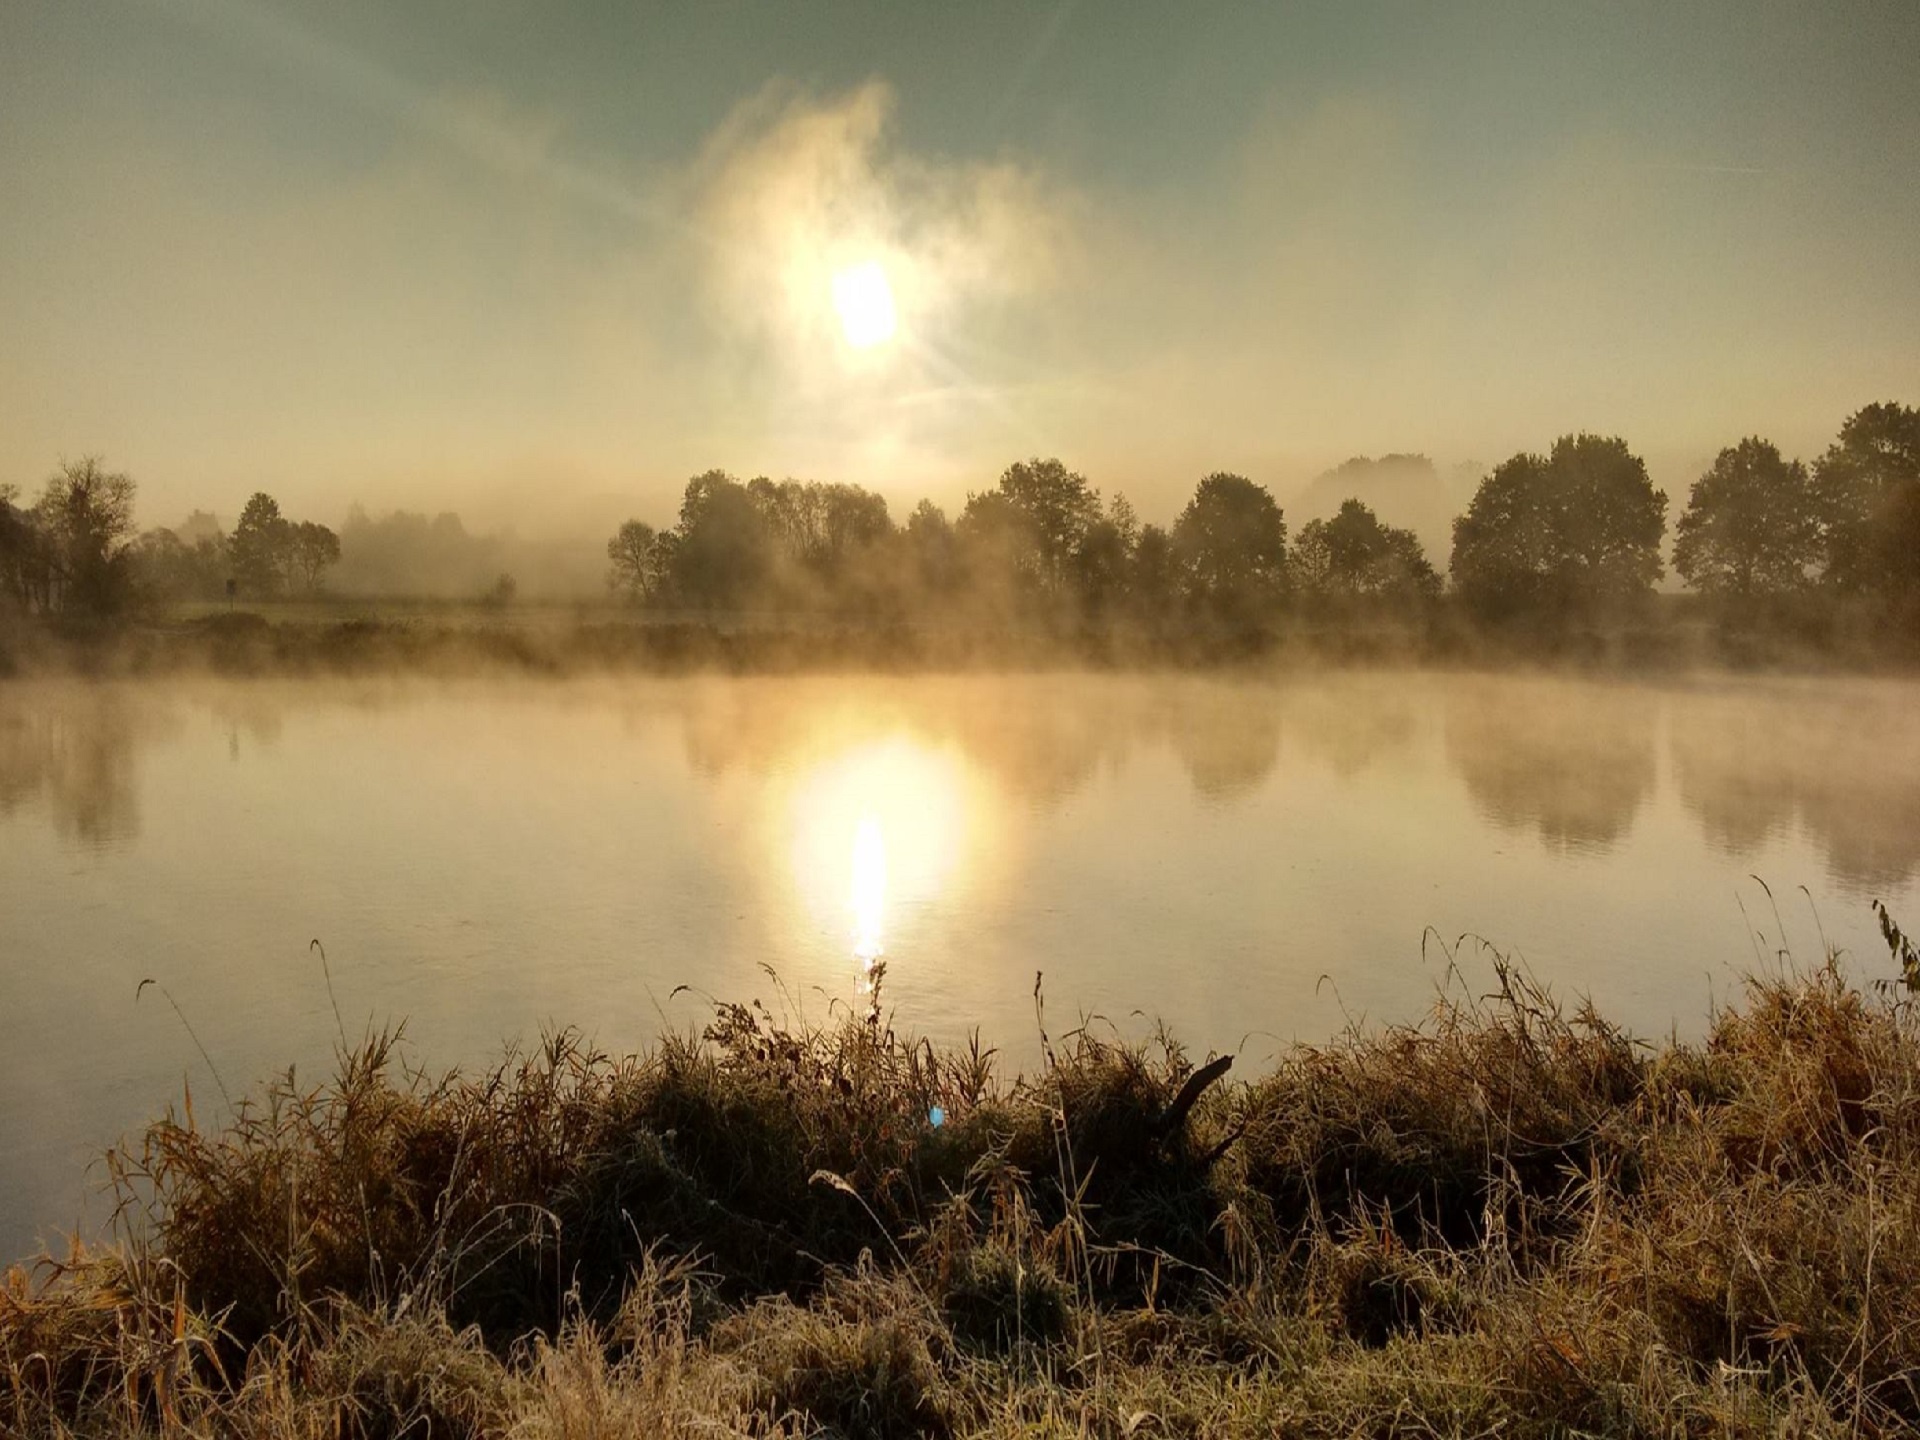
[
  {"left": 604, "top": 462, "right": 1441, "bottom": 628},
  {"left": 0, "top": 477, "right": 339, "bottom": 619},
  {"left": 3, "top": 399, "right": 1913, "bottom": 639},
  {"left": 607, "top": 401, "right": 1919, "bottom": 636}
]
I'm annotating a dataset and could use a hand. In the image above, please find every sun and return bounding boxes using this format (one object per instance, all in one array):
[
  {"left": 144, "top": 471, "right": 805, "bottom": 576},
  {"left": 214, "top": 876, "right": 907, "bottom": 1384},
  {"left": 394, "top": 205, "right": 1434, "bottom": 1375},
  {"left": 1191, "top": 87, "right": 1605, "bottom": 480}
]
[{"left": 830, "top": 260, "right": 898, "bottom": 349}]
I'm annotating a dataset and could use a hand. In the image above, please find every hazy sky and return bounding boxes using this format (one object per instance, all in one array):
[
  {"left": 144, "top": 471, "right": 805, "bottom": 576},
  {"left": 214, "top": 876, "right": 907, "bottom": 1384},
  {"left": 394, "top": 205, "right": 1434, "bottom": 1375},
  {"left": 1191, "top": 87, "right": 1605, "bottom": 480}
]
[{"left": 3, "top": 1, "right": 1917, "bottom": 533}]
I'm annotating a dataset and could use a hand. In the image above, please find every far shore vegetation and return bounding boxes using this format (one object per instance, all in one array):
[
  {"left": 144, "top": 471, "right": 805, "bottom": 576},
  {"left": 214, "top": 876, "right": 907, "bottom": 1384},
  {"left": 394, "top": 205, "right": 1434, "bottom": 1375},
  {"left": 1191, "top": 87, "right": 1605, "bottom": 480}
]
[
  {"left": 6, "top": 926, "right": 1920, "bottom": 1437},
  {"left": 3, "top": 401, "right": 1917, "bottom": 676}
]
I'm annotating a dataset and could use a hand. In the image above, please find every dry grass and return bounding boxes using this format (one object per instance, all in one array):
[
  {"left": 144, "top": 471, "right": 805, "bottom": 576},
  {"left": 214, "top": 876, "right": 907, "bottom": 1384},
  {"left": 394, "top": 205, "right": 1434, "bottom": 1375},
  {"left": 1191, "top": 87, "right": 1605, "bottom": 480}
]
[{"left": 7, "top": 954, "right": 1920, "bottom": 1437}]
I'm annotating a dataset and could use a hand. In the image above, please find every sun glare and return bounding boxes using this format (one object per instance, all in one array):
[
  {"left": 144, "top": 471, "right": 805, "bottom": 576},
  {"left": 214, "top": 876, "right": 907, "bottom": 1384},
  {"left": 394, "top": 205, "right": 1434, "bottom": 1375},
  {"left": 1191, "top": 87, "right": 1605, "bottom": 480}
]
[
  {"left": 784, "top": 733, "right": 979, "bottom": 996},
  {"left": 850, "top": 815, "right": 886, "bottom": 972},
  {"left": 830, "top": 261, "right": 899, "bottom": 349}
]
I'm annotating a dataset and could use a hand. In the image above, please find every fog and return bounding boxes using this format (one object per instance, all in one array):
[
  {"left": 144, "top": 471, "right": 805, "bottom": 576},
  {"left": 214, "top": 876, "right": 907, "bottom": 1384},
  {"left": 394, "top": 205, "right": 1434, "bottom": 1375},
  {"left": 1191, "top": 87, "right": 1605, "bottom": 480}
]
[
  {"left": 8, "top": 667, "right": 1920, "bottom": 1262},
  {"left": 12, "top": 8, "right": 1920, "bottom": 1420},
  {"left": 8, "top": 12, "right": 1919, "bottom": 526},
  {"left": 329, "top": 506, "right": 607, "bottom": 599},
  {"left": 7, "top": 670, "right": 1919, "bottom": 895},
  {"left": 293, "top": 451, "right": 1484, "bottom": 603}
]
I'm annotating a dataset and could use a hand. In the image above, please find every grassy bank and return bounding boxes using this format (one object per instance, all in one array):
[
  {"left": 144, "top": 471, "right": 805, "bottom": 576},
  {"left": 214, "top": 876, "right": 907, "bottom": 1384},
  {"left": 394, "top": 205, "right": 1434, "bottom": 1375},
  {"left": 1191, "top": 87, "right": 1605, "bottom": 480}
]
[
  {"left": 8, "top": 598, "right": 1908, "bottom": 682},
  {"left": 0, "top": 608, "right": 1392, "bottom": 679},
  {"left": 6, "top": 957, "right": 1920, "bottom": 1437}
]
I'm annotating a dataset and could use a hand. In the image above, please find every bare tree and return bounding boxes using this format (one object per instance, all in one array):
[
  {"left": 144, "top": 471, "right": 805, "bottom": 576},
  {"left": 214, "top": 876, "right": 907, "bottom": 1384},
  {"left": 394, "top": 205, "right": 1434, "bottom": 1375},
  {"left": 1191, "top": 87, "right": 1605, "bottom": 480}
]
[
  {"left": 606, "top": 519, "right": 675, "bottom": 603},
  {"left": 287, "top": 520, "right": 342, "bottom": 594},
  {"left": 34, "top": 457, "right": 139, "bottom": 615}
]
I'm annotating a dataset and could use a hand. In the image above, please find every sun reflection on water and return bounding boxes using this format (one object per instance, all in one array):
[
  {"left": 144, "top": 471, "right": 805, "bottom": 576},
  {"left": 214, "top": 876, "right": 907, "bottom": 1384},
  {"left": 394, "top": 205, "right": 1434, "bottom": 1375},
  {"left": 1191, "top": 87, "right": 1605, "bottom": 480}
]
[
  {"left": 783, "top": 733, "right": 977, "bottom": 998},
  {"left": 851, "top": 814, "right": 886, "bottom": 980}
]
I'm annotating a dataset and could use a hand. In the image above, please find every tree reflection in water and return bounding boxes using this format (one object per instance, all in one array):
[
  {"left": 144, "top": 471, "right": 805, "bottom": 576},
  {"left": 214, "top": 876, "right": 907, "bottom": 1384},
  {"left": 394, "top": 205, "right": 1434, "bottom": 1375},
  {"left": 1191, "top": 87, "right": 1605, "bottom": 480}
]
[
  {"left": 1443, "top": 676, "right": 1658, "bottom": 854},
  {"left": 0, "top": 685, "right": 159, "bottom": 848},
  {"left": 1668, "top": 680, "right": 1920, "bottom": 894},
  {"left": 1, "top": 672, "right": 1917, "bottom": 894}
]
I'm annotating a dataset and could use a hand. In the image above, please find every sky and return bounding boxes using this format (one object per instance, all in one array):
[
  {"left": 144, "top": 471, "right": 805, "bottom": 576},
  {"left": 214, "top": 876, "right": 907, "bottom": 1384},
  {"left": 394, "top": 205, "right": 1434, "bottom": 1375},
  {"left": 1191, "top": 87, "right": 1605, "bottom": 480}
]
[{"left": 3, "top": 0, "right": 1917, "bottom": 535}]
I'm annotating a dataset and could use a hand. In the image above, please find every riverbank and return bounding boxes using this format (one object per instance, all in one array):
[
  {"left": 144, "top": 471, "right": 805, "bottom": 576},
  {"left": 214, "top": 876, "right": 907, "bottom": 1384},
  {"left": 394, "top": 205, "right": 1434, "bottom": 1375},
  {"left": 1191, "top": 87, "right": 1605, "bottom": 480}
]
[
  {"left": 2, "top": 595, "right": 1914, "bottom": 681},
  {"left": 6, "top": 954, "right": 1918, "bottom": 1438}
]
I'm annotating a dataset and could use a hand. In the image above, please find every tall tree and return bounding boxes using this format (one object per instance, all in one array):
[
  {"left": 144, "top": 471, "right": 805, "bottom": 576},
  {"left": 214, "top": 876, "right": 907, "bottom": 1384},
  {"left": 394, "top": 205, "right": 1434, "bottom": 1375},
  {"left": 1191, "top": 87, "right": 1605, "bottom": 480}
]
[
  {"left": 1295, "top": 453, "right": 1454, "bottom": 564},
  {"left": 130, "top": 528, "right": 214, "bottom": 603},
  {"left": 989, "top": 457, "right": 1101, "bottom": 596},
  {"left": 606, "top": 519, "right": 674, "bottom": 603},
  {"left": 904, "top": 499, "right": 960, "bottom": 599},
  {"left": 1069, "top": 493, "right": 1140, "bottom": 616},
  {"left": 1879, "top": 478, "right": 1920, "bottom": 625},
  {"left": 135, "top": 511, "right": 232, "bottom": 603},
  {"left": 1130, "top": 523, "right": 1180, "bottom": 620},
  {"left": 287, "top": 520, "right": 342, "bottom": 594},
  {"left": 0, "top": 484, "right": 55, "bottom": 613},
  {"left": 34, "top": 457, "right": 139, "bottom": 615},
  {"left": 1812, "top": 401, "right": 1920, "bottom": 600},
  {"left": 1450, "top": 434, "right": 1666, "bottom": 619},
  {"left": 332, "top": 507, "right": 510, "bottom": 598},
  {"left": 955, "top": 489, "right": 1039, "bottom": 610},
  {"left": 230, "top": 492, "right": 291, "bottom": 598},
  {"left": 671, "top": 470, "right": 771, "bottom": 608},
  {"left": 814, "top": 483, "right": 892, "bottom": 569},
  {"left": 1294, "top": 498, "right": 1439, "bottom": 604},
  {"left": 1672, "top": 438, "right": 1820, "bottom": 599},
  {"left": 1172, "top": 472, "right": 1288, "bottom": 616}
]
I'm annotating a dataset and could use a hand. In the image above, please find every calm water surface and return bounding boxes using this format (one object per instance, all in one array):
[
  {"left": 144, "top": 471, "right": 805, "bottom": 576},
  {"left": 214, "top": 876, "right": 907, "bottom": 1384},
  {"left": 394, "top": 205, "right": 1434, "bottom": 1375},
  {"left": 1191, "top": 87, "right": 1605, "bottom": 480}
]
[{"left": 4, "top": 669, "right": 1920, "bottom": 1259}]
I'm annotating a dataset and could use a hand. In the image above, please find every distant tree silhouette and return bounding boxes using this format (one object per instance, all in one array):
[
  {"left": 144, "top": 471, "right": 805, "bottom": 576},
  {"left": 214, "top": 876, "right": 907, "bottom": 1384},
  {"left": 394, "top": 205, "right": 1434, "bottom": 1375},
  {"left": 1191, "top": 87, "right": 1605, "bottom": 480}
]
[
  {"left": 903, "top": 500, "right": 960, "bottom": 599},
  {"left": 747, "top": 477, "right": 802, "bottom": 557},
  {"left": 129, "top": 508, "right": 234, "bottom": 604},
  {"left": 1812, "top": 402, "right": 1920, "bottom": 609},
  {"left": 230, "top": 493, "right": 291, "bottom": 598},
  {"left": 1672, "top": 438, "right": 1819, "bottom": 599},
  {"left": 1129, "top": 523, "right": 1181, "bottom": 620},
  {"left": 227, "top": 493, "right": 337, "bottom": 598},
  {"left": 1172, "top": 472, "right": 1287, "bottom": 617},
  {"left": 749, "top": 478, "right": 892, "bottom": 578},
  {"left": 1296, "top": 453, "right": 1455, "bottom": 564},
  {"left": 744, "top": 477, "right": 895, "bottom": 614},
  {"left": 569, "top": 412, "right": 1911, "bottom": 649},
  {"left": 1881, "top": 479, "right": 1920, "bottom": 627},
  {"left": 334, "top": 507, "right": 514, "bottom": 598},
  {"left": 1450, "top": 435, "right": 1666, "bottom": 620},
  {"left": 32, "top": 458, "right": 139, "bottom": 616},
  {"left": 977, "top": 457, "right": 1101, "bottom": 598},
  {"left": 129, "top": 528, "right": 214, "bottom": 603},
  {"left": 607, "top": 519, "right": 672, "bottom": 603},
  {"left": 1072, "top": 493, "right": 1139, "bottom": 617},
  {"left": 672, "top": 471, "right": 773, "bottom": 609},
  {"left": 955, "top": 489, "right": 1042, "bottom": 611},
  {"left": 0, "top": 484, "right": 55, "bottom": 613},
  {"left": 287, "top": 520, "right": 341, "bottom": 594},
  {"left": 176, "top": 510, "right": 222, "bottom": 545},
  {"left": 814, "top": 484, "right": 891, "bottom": 561},
  {"left": 611, "top": 474, "right": 899, "bottom": 614},
  {"left": 8, "top": 470, "right": 234, "bottom": 614},
  {"left": 1293, "top": 498, "right": 1439, "bottom": 605}
]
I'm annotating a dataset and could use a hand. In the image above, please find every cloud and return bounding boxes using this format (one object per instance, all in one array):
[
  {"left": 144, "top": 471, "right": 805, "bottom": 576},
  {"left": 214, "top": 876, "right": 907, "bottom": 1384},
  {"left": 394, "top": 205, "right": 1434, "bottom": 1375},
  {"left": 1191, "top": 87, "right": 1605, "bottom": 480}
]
[{"left": 684, "top": 81, "right": 1071, "bottom": 370}]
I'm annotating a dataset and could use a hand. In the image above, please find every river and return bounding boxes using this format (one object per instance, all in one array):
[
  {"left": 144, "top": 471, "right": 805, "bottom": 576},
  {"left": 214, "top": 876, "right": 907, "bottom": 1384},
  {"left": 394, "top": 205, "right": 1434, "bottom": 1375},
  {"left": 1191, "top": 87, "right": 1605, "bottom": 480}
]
[{"left": 4, "top": 669, "right": 1918, "bottom": 1259}]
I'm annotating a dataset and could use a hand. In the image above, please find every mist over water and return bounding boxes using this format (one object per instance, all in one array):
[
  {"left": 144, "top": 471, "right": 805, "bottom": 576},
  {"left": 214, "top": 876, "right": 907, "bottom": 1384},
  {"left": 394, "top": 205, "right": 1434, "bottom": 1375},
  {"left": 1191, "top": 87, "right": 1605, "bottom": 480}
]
[{"left": 3, "top": 669, "right": 1919, "bottom": 1260}]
